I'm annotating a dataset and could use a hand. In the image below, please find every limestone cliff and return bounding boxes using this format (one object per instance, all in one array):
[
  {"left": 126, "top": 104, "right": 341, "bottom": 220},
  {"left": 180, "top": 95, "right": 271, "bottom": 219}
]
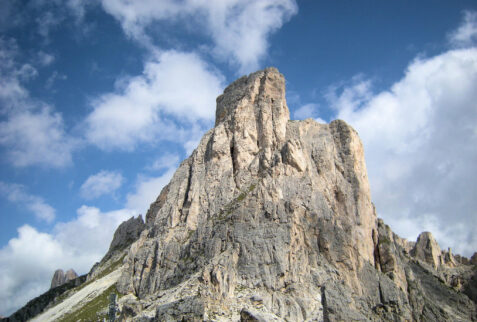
[{"left": 5, "top": 68, "right": 476, "bottom": 321}]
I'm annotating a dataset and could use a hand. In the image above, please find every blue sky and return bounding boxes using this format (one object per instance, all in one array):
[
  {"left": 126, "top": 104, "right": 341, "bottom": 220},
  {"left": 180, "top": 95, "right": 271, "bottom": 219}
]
[{"left": 1, "top": 0, "right": 477, "bottom": 316}]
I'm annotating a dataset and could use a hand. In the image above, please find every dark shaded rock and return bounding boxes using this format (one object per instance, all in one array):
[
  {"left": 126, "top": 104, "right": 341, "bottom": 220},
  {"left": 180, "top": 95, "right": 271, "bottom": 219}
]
[
  {"left": 108, "top": 215, "right": 145, "bottom": 256},
  {"left": 154, "top": 297, "right": 204, "bottom": 322},
  {"left": 240, "top": 308, "right": 271, "bottom": 321},
  {"left": 464, "top": 270, "right": 477, "bottom": 303},
  {"left": 471, "top": 252, "right": 477, "bottom": 266},
  {"left": 406, "top": 261, "right": 476, "bottom": 321}
]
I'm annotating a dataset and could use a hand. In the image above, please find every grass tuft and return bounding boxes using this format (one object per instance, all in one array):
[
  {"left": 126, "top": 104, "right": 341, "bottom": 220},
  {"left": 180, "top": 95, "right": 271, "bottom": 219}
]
[{"left": 57, "top": 284, "right": 122, "bottom": 322}]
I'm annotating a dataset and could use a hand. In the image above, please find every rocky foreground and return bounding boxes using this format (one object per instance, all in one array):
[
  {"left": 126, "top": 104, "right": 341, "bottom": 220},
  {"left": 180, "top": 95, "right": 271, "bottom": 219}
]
[{"left": 4, "top": 68, "right": 477, "bottom": 321}]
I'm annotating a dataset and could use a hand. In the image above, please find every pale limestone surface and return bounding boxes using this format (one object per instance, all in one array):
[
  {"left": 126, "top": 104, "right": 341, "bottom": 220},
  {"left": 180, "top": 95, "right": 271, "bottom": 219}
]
[{"left": 412, "top": 232, "right": 443, "bottom": 269}]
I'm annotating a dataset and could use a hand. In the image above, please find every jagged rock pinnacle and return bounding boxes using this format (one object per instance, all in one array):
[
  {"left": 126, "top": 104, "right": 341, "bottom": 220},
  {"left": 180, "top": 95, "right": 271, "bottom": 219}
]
[
  {"left": 214, "top": 67, "right": 290, "bottom": 175},
  {"left": 412, "top": 231, "right": 442, "bottom": 268},
  {"left": 215, "top": 67, "right": 288, "bottom": 127},
  {"left": 50, "top": 269, "right": 78, "bottom": 289}
]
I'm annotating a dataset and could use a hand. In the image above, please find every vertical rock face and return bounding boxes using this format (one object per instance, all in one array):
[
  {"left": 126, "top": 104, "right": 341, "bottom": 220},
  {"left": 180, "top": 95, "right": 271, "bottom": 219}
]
[{"left": 50, "top": 269, "right": 78, "bottom": 289}]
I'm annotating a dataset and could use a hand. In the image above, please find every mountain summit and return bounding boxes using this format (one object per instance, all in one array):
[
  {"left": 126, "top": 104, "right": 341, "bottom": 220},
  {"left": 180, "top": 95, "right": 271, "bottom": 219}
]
[{"left": 7, "top": 68, "right": 476, "bottom": 321}]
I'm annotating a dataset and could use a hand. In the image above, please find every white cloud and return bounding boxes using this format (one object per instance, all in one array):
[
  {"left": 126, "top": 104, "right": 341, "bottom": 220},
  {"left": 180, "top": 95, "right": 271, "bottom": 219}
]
[
  {"left": 203, "top": 0, "right": 298, "bottom": 73},
  {"left": 84, "top": 50, "right": 224, "bottom": 151},
  {"left": 0, "top": 39, "right": 76, "bottom": 168},
  {"left": 293, "top": 103, "right": 318, "bottom": 120},
  {"left": 0, "top": 38, "right": 29, "bottom": 111},
  {"left": 0, "top": 182, "right": 55, "bottom": 222},
  {"left": 53, "top": 206, "right": 135, "bottom": 258},
  {"left": 65, "top": 0, "right": 94, "bottom": 21},
  {"left": 45, "top": 71, "right": 67, "bottom": 89},
  {"left": 80, "top": 170, "right": 124, "bottom": 200},
  {"left": 0, "top": 206, "right": 135, "bottom": 316},
  {"left": 15, "top": 63, "right": 37, "bottom": 81},
  {"left": 100, "top": 0, "right": 298, "bottom": 73},
  {"left": 329, "top": 47, "right": 477, "bottom": 256},
  {"left": 29, "top": 0, "right": 94, "bottom": 38},
  {"left": 36, "top": 11, "right": 62, "bottom": 39},
  {"left": 184, "top": 137, "right": 201, "bottom": 155},
  {"left": 126, "top": 167, "right": 176, "bottom": 215},
  {"left": 449, "top": 10, "right": 477, "bottom": 48},
  {"left": 0, "top": 107, "right": 75, "bottom": 168},
  {"left": 37, "top": 51, "right": 55, "bottom": 66},
  {"left": 148, "top": 153, "right": 180, "bottom": 171},
  {"left": 0, "top": 155, "right": 181, "bottom": 316},
  {"left": 384, "top": 214, "right": 474, "bottom": 256},
  {"left": 0, "top": 226, "right": 65, "bottom": 316}
]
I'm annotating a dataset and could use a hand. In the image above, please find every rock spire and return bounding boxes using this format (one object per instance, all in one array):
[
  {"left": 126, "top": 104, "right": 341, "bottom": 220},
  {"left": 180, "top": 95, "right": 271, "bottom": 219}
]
[{"left": 50, "top": 269, "right": 78, "bottom": 289}]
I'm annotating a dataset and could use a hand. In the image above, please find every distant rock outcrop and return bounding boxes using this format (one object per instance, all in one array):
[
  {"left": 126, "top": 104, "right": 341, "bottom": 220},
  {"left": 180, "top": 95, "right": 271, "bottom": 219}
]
[
  {"left": 50, "top": 269, "right": 78, "bottom": 289},
  {"left": 411, "top": 232, "right": 443, "bottom": 269}
]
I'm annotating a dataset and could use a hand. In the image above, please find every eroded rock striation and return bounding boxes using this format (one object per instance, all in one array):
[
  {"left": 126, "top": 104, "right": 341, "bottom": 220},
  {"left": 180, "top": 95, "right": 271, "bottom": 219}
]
[{"left": 6, "top": 68, "right": 476, "bottom": 321}]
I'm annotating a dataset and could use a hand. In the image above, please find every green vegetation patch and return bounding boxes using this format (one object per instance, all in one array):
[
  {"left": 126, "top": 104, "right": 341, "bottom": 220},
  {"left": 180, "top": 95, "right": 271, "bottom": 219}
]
[
  {"left": 58, "top": 284, "right": 122, "bottom": 322},
  {"left": 218, "top": 183, "right": 257, "bottom": 220},
  {"left": 235, "top": 284, "right": 247, "bottom": 293},
  {"left": 379, "top": 236, "right": 392, "bottom": 245},
  {"left": 187, "top": 229, "right": 196, "bottom": 240},
  {"left": 94, "top": 253, "right": 127, "bottom": 280}
]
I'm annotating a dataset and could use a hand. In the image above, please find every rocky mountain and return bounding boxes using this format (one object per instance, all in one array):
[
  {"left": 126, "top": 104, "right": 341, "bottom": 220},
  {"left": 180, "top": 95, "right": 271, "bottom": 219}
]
[
  {"left": 50, "top": 269, "right": 79, "bottom": 289},
  {"left": 4, "top": 67, "right": 476, "bottom": 321}
]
